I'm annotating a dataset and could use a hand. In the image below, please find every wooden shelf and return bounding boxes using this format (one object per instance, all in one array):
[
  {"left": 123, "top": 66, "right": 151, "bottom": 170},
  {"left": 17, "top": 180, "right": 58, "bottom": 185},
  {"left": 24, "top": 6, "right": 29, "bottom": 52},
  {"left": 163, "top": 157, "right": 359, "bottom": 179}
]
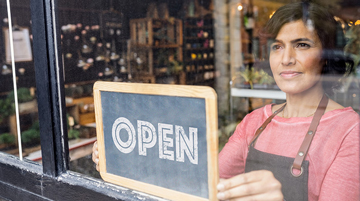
[
  {"left": 183, "top": 16, "right": 215, "bottom": 87},
  {"left": 184, "top": 47, "right": 214, "bottom": 51},
  {"left": 66, "top": 96, "right": 95, "bottom": 126},
  {"left": 130, "top": 18, "right": 183, "bottom": 46},
  {"left": 132, "top": 44, "right": 182, "bottom": 48},
  {"left": 184, "top": 25, "right": 213, "bottom": 29},
  {"left": 184, "top": 37, "right": 213, "bottom": 40},
  {"left": 130, "top": 18, "right": 183, "bottom": 84}
]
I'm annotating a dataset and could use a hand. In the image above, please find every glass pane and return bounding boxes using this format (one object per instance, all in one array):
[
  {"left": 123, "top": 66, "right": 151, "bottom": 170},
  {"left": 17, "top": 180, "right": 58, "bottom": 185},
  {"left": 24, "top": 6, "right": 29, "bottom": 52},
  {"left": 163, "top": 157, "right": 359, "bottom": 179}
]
[
  {"left": 57, "top": 0, "right": 360, "bottom": 199},
  {"left": 57, "top": 0, "right": 215, "bottom": 179},
  {"left": 225, "top": 0, "right": 360, "bottom": 200},
  {"left": 0, "top": 0, "right": 40, "bottom": 163},
  {"left": 230, "top": 0, "right": 360, "bottom": 123}
]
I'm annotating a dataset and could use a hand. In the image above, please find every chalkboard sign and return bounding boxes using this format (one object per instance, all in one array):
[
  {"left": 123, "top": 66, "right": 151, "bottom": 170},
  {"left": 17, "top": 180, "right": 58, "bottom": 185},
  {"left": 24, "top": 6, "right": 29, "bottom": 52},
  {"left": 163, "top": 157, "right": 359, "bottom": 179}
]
[{"left": 94, "top": 81, "right": 219, "bottom": 201}]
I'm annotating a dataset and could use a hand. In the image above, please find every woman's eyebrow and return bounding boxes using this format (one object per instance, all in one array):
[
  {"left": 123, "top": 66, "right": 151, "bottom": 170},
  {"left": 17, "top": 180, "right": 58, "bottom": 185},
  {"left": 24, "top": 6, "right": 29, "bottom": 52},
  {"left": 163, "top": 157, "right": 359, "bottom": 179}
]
[
  {"left": 291, "top": 38, "right": 315, "bottom": 44},
  {"left": 272, "top": 39, "right": 283, "bottom": 44},
  {"left": 273, "top": 38, "right": 316, "bottom": 45}
]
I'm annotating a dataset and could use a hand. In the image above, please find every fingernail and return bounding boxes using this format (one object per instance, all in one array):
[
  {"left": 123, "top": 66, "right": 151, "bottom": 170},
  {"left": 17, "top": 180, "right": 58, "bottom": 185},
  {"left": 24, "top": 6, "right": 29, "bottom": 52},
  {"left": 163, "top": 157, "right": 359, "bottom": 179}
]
[
  {"left": 95, "top": 150, "right": 98, "bottom": 156},
  {"left": 95, "top": 158, "right": 99, "bottom": 164},
  {"left": 217, "top": 183, "right": 225, "bottom": 191},
  {"left": 217, "top": 192, "right": 225, "bottom": 200}
]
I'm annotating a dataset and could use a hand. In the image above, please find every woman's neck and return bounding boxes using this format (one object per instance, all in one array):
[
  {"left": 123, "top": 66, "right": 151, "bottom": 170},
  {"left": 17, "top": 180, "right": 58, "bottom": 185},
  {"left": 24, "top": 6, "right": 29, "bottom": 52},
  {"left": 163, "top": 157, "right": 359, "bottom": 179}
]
[{"left": 283, "top": 85, "right": 324, "bottom": 118}]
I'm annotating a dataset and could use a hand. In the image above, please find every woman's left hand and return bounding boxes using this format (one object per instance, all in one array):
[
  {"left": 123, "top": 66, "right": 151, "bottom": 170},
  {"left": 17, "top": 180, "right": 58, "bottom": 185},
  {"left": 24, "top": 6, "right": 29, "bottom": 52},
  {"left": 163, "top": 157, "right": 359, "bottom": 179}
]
[
  {"left": 217, "top": 170, "right": 283, "bottom": 201},
  {"left": 92, "top": 141, "right": 99, "bottom": 171}
]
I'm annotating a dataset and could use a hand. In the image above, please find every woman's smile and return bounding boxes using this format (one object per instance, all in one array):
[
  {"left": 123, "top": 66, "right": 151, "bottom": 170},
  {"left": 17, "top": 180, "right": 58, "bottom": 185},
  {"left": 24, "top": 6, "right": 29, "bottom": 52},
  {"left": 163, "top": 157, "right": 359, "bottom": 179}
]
[{"left": 279, "top": 71, "right": 303, "bottom": 79}]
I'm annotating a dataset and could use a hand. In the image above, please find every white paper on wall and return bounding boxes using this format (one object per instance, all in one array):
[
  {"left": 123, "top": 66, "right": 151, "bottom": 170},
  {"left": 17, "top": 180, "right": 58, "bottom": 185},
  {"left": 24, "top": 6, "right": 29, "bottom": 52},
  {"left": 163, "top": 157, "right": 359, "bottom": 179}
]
[{"left": 4, "top": 28, "right": 33, "bottom": 63}]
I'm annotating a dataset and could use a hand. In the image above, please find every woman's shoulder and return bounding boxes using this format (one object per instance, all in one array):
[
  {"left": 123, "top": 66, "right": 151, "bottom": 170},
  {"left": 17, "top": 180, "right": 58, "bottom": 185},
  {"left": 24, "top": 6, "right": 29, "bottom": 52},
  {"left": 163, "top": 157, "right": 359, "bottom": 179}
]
[
  {"left": 322, "top": 100, "right": 359, "bottom": 128},
  {"left": 232, "top": 105, "right": 271, "bottom": 139},
  {"left": 324, "top": 99, "right": 358, "bottom": 118},
  {"left": 238, "top": 104, "right": 273, "bottom": 127},
  {"left": 245, "top": 104, "right": 273, "bottom": 119},
  {"left": 326, "top": 99, "right": 345, "bottom": 112}
]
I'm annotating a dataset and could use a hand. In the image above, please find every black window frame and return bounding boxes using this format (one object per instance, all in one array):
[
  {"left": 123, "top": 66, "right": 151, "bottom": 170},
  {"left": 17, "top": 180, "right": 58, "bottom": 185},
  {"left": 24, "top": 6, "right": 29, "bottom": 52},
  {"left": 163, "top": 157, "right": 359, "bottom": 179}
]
[{"left": 0, "top": 0, "right": 160, "bottom": 200}]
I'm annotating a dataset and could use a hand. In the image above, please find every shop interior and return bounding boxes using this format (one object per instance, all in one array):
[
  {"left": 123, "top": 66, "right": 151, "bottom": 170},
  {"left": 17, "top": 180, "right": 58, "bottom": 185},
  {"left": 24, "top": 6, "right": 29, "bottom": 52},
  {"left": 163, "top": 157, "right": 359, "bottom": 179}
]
[{"left": 0, "top": 0, "right": 359, "bottom": 178}]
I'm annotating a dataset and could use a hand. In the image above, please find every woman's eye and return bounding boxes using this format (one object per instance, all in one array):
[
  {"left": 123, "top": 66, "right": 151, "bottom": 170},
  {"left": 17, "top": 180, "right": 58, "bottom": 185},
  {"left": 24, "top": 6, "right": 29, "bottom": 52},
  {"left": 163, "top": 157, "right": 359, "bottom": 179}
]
[
  {"left": 271, "top": 45, "right": 281, "bottom": 50},
  {"left": 296, "top": 43, "right": 311, "bottom": 48}
]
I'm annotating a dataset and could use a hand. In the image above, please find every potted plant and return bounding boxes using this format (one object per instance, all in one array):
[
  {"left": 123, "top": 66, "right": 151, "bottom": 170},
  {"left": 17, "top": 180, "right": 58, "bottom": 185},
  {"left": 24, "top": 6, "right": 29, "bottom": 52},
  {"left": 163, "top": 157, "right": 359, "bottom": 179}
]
[
  {"left": 21, "top": 121, "right": 40, "bottom": 147},
  {"left": 0, "top": 97, "right": 14, "bottom": 126},
  {"left": 7, "top": 87, "right": 36, "bottom": 113},
  {"left": 0, "top": 133, "right": 16, "bottom": 150}
]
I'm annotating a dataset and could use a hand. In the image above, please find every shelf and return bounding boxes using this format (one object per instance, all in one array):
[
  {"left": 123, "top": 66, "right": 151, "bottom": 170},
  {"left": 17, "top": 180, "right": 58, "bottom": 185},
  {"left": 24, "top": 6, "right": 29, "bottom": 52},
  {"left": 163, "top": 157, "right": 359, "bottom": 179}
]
[
  {"left": 184, "top": 47, "right": 214, "bottom": 51},
  {"left": 186, "top": 78, "right": 215, "bottom": 86},
  {"left": 185, "top": 25, "right": 213, "bottom": 29},
  {"left": 130, "top": 18, "right": 183, "bottom": 46},
  {"left": 182, "top": 16, "right": 215, "bottom": 87},
  {"left": 184, "top": 37, "right": 212, "bottom": 40},
  {"left": 184, "top": 58, "right": 214, "bottom": 62},
  {"left": 132, "top": 44, "right": 182, "bottom": 48},
  {"left": 231, "top": 88, "right": 286, "bottom": 100},
  {"left": 66, "top": 96, "right": 95, "bottom": 126}
]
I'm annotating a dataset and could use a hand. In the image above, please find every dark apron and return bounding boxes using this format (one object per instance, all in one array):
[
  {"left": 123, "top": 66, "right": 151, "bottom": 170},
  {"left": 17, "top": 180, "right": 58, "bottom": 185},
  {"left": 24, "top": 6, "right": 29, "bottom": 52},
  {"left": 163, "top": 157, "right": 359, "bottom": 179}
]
[{"left": 244, "top": 95, "right": 328, "bottom": 201}]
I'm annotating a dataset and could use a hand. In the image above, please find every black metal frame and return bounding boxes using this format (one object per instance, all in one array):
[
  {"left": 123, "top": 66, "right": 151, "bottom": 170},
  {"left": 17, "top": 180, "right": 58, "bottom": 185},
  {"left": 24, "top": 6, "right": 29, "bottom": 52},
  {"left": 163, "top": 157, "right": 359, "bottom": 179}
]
[
  {"left": 0, "top": 0, "right": 159, "bottom": 200},
  {"left": 30, "top": 0, "right": 69, "bottom": 177}
]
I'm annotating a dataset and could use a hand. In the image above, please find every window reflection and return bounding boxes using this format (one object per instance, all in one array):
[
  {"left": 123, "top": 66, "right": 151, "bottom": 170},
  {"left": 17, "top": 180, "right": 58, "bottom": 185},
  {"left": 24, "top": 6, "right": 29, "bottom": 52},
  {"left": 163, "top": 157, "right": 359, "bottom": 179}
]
[
  {"left": 57, "top": 0, "right": 216, "bottom": 177},
  {"left": 56, "top": 0, "right": 360, "bottom": 178},
  {"left": 231, "top": 0, "right": 360, "bottom": 122},
  {"left": 0, "top": 0, "right": 39, "bottom": 160}
]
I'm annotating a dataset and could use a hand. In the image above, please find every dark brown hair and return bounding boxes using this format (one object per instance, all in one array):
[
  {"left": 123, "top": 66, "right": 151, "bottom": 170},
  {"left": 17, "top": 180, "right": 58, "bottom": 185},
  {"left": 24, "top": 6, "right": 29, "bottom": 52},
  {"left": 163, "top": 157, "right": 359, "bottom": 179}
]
[{"left": 263, "top": 2, "right": 354, "bottom": 94}]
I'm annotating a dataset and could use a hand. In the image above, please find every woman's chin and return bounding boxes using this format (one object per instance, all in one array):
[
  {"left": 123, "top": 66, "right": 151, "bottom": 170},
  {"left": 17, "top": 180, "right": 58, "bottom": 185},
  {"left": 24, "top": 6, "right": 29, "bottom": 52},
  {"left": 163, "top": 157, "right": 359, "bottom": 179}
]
[{"left": 278, "top": 84, "right": 323, "bottom": 96}]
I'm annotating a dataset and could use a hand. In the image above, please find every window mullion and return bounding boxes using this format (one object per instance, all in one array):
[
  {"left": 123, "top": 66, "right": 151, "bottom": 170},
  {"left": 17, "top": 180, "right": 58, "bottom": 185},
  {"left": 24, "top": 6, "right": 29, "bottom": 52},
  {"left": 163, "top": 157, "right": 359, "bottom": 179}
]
[{"left": 30, "top": 0, "right": 69, "bottom": 177}]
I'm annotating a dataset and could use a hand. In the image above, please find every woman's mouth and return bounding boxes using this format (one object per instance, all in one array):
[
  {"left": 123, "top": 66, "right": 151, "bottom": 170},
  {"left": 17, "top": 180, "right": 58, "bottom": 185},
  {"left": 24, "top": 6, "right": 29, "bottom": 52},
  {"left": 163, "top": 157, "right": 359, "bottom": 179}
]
[{"left": 280, "top": 71, "right": 302, "bottom": 78}]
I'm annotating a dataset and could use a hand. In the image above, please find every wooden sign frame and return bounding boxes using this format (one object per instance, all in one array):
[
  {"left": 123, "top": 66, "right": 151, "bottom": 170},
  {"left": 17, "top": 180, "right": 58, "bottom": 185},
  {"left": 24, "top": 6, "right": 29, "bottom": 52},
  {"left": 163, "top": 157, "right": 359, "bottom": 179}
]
[{"left": 94, "top": 81, "right": 219, "bottom": 201}]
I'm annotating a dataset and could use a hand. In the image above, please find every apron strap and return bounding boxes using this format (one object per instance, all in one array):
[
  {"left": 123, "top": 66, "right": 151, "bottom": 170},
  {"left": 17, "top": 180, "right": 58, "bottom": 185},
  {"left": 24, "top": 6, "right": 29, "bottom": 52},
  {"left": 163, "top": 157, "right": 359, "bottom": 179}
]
[
  {"left": 249, "top": 103, "right": 286, "bottom": 147},
  {"left": 292, "top": 94, "right": 328, "bottom": 173}
]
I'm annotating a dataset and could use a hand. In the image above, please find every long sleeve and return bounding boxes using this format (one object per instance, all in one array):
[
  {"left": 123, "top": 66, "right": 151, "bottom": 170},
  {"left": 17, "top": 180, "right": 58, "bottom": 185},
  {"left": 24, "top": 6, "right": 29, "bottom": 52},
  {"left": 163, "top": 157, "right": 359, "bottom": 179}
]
[
  {"left": 218, "top": 109, "right": 266, "bottom": 179},
  {"left": 317, "top": 125, "right": 360, "bottom": 201},
  {"left": 218, "top": 123, "right": 248, "bottom": 179}
]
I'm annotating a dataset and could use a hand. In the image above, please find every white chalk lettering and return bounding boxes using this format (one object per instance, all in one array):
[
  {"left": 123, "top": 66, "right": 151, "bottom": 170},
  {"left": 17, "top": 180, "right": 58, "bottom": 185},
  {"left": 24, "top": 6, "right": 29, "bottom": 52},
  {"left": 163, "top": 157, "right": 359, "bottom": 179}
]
[
  {"left": 111, "top": 118, "right": 199, "bottom": 164},
  {"left": 175, "top": 126, "right": 198, "bottom": 164},
  {"left": 158, "top": 123, "right": 174, "bottom": 161},
  {"left": 137, "top": 120, "right": 157, "bottom": 156},
  {"left": 112, "top": 117, "right": 136, "bottom": 154}
]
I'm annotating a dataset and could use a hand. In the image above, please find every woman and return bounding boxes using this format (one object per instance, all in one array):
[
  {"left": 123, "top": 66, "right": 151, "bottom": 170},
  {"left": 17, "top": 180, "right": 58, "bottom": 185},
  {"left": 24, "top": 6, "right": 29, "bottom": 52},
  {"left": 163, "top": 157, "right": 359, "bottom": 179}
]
[
  {"left": 93, "top": 2, "right": 359, "bottom": 200},
  {"left": 217, "top": 2, "right": 359, "bottom": 201}
]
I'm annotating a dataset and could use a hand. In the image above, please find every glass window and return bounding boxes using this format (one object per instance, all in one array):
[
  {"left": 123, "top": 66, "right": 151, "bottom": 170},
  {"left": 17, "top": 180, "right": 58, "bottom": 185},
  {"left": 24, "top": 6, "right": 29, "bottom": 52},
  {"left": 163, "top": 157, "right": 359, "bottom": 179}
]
[
  {"left": 0, "top": 0, "right": 358, "bottom": 200},
  {"left": 55, "top": 0, "right": 360, "bottom": 187},
  {"left": 57, "top": 0, "right": 216, "bottom": 178},
  {"left": 0, "top": 0, "right": 40, "bottom": 162},
  {"left": 230, "top": 0, "right": 360, "bottom": 123}
]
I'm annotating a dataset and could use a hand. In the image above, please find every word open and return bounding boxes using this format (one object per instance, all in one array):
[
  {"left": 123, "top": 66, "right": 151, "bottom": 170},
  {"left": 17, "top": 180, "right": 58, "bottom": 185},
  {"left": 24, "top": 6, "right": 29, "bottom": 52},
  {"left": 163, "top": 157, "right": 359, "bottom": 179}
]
[{"left": 112, "top": 117, "right": 199, "bottom": 164}]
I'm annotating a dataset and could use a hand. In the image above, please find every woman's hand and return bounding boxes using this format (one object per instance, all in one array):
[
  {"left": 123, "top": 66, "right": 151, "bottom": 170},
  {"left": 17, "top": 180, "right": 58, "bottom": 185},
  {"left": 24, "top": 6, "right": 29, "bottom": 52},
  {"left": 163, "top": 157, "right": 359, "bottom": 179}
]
[
  {"left": 92, "top": 141, "right": 99, "bottom": 171},
  {"left": 217, "top": 170, "right": 283, "bottom": 201}
]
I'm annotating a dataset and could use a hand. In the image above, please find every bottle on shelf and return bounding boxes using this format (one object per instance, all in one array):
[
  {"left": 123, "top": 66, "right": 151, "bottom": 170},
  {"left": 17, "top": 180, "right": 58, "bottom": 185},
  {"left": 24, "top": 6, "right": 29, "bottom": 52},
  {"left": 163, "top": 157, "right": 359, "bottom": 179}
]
[
  {"left": 89, "top": 25, "right": 100, "bottom": 50},
  {"left": 76, "top": 50, "right": 87, "bottom": 68},
  {"left": 81, "top": 30, "right": 93, "bottom": 57},
  {"left": 109, "top": 39, "right": 120, "bottom": 74},
  {"left": 1, "top": 54, "right": 11, "bottom": 75}
]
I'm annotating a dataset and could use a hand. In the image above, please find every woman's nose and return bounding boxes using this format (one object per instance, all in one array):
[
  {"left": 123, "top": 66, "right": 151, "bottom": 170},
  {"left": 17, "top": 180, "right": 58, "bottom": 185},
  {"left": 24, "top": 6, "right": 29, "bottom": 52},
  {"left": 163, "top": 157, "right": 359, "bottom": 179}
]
[{"left": 281, "top": 48, "right": 296, "bottom": 66}]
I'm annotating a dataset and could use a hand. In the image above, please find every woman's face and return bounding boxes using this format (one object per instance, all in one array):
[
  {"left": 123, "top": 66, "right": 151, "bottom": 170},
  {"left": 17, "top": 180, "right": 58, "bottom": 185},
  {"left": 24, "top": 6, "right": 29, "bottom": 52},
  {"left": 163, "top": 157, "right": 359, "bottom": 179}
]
[{"left": 269, "top": 20, "right": 324, "bottom": 95}]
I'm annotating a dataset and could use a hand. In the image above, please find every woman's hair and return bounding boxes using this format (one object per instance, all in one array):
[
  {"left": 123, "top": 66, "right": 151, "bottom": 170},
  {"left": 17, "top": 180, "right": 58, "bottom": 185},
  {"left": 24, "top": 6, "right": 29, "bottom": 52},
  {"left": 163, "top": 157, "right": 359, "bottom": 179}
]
[{"left": 263, "top": 2, "right": 354, "bottom": 95}]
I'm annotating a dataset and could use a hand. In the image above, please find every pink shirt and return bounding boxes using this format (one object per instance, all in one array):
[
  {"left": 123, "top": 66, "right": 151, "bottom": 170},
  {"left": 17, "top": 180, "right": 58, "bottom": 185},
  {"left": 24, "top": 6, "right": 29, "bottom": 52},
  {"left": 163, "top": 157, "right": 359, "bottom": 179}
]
[{"left": 219, "top": 105, "right": 360, "bottom": 201}]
